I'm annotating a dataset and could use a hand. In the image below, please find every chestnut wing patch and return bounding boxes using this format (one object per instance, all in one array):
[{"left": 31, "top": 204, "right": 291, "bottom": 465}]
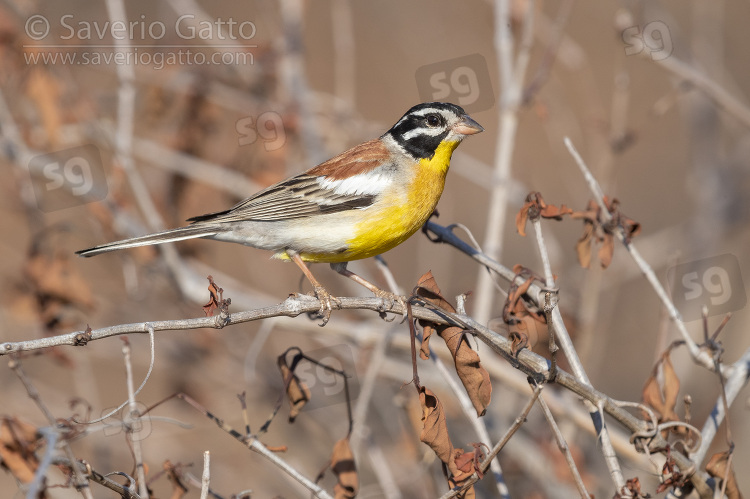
[{"left": 187, "top": 140, "right": 392, "bottom": 224}]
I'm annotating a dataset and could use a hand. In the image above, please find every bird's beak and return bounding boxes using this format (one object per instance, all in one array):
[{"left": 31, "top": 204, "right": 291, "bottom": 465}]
[{"left": 452, "top": 115, "right": 484, "bottom": 135}]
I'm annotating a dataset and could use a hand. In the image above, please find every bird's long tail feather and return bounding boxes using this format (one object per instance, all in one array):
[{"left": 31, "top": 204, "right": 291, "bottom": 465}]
[{"left": 76, "top": 225, "right": 221, "bottom": 257}]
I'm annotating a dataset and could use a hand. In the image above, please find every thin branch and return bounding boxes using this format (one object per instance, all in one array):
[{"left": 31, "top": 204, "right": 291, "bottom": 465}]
[
  {"left": 28, "top": 428, "right": 58, "bottom": 499},
  {"left": 122, "top": 339, "right": 149, "bottom": 499},
  {"left": 175, "top": 393, "right": 333, "bottom": 499},
  {"left": 422, "top": 220, "right": 714, "bottom": 496},
  {"left": 537, "top": 396, "right": 589, "bottom": 498},
  {"left": 428, "top": 342, "right": 510, "bottom": 499},
  {"left": 531, "top": 218, "right": 555, "bottom": 289},
  {"left": 83, "top": 326, "right": 155, "bottom": 425},
  {"left": 531, "top": 214, "right": 625, "bottom": 490},
  {"left": 653, "top": 54, "right": 750, "bottom": 129},
  {"left": 564, "top": 137, "right": 725, "bottom": 375},
  {"left": 200, "top": 451, "right": 210, "bottom": 499},
  {"left": 439, "top": 382, "right": 542, "bottom": 499},
  {"left": 51, "top": 458, "right": 142, "bottom": 499},
  {"left": 9, "top": 359, "right": 94, "bottom": 499},
  {"left": 694, "top": 344, "right": 750, "bottom": 464},
  {"left": 473, "top": 0, "right": 536, "bottom": 324}
]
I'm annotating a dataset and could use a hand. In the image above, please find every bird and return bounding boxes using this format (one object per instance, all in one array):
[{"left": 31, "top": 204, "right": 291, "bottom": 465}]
[{"left": 77, "top": 102, "right": 484, "bottom": 323}]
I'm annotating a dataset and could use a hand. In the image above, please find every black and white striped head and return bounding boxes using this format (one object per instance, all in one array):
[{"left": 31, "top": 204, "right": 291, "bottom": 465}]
[{"left": 384, "top": 102, "right": 484, "bottom": 160}]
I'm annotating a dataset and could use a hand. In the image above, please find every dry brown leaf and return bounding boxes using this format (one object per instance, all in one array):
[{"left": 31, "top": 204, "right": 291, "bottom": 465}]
[
  {"left": 0, "top": 417, "right": 41, "bottom": 484},
  {"left": 614, "top": 477, "right": 649, "bottom": 498},
  {"left": 642, "top": 375, "right": 666, "bottom": 417},
  {"left": 24, "top": 253, "right": 94, "bottom": 309},
  {"left": 572, "top": 197, "right": 641, "bottom": 269},
  {"left": 501, "top": 267, "right": 549, "bottom": 356},
  {"left": 655, "top": 446, "right": 688, "bottom": 493},
  {"left": 706, "top": 451, "right": 742, "bottom": 499},
  {"left": 575, "top": 219, "right": 596, "bottom": 269},
  {"left": 661, "top": 355, "right": 680, "bottom": 419},
  {"left": 163, "top": 460, "right": 188, "bottom": 499},
  {"left": 420, "top": 324, "right": 433, "bottom": 360},
  {"left": 515, "top": 192, "right": 572, "bottom": 236},
  {"left": 277, "top": 354, "right": 311, "bottom": 422},
  {"left": 418, "top": 388, "right": 479, "bottom": 498},
  {"left": 330, "top": 438, "right": 358, "bottom": 499},
  {"left": 642, "top": 351, "right": 681, "bottom": 427},
  {"left": 202, "top": 275, "right": 230, "bottom": 317},
  {"left": 419, "top": 387, "right": 453, "bottom": 464},
  {"left": 598, "top": 233, "right": 615, "bottom": 269},
  {"left": 508, "top": 316, "right": 545, "bottom": 356},
  {"left": 515, "top": 203, "right": 530, "bottom": 237},
  {"left": 448, "top": 471, "right": 476, "bottom": 499},
  {"left": 416, "top": 272, "right": 492, "bottom": 416}
]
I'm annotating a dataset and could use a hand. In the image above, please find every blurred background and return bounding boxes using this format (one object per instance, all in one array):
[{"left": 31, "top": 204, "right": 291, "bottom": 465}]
[{"left": 0, "top": 0, "right": 748, "bottom": 497}]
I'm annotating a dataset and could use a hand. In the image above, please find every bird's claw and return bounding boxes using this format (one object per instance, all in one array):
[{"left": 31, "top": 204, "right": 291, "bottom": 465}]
[
  {"left": 373, "top": 289, "right": 406, "bottom": 315},
  {"left": 311, "top": 285, "right": 340, "bottom": 326}
]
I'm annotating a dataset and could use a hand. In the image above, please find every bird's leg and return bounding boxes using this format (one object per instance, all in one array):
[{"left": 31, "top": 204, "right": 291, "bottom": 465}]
[
  {"left": 330, "top": 262, "right": 405, "bottom": 312},
  {"left": 287, "top": 249, "right": 338, "bottom": 325}
]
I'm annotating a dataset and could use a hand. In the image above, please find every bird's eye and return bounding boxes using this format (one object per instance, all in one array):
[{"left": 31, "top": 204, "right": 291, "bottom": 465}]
[{"left": 426, "top": 114, "right": 441, "bottom": 127}]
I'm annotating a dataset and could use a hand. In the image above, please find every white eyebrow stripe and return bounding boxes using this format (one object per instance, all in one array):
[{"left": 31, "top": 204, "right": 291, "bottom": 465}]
[
  {"left": 401, "top": 126, "right": 446, "bottom": 141},
  {"left": 317, "top": 171, "right": 393, "bottom": 197},
  {"left": 394, "top": 108, "right": 450, "bottom": 127}
]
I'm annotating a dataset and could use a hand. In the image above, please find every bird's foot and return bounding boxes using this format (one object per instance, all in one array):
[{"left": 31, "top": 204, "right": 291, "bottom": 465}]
[
  {"left": 311, "top": 285, "right": 340, "bottom": 326},
  {"left": 372, "top": 289, "right": 406, "bottom": 316}
]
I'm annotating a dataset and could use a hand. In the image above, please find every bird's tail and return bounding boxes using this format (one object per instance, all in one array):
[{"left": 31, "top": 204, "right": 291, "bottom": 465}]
[{"left": 76, "top": 225, "right": 221, "bottom": 257}]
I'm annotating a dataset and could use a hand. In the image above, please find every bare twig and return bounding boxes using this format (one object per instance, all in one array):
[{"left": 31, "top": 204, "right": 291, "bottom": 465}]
[
  {"left": 82, "top": 326, "right": 155, "bottom": 425},
  {"left": 200, "top": 451, "right": 210, "bottom": 499},
  {"left": 428, "top": 343, "right": 510, "bottom": 499},
  {"left": 28, "top": 428, "right": 58, "bottom": 499},
  {"left": 9, "top": 359, "right": 94, "bottom": 499},
  {"left": 439, "top": 382, "right": 543, "bottom": 499},
  {"left": 695, "top": 345, "right": 750, "bottom": 464},
  {"left": 564, "top": 137, "right": 725, "bottom": 376},
  {"left": 653, "top": 55, "right": 750, "bottom": 129},
  {"left": 51, "top": 458, "right": 142, "bottom": 499},
  {"left": 537, "top": 396, "right": 590, "bottom": 497},
  {"left": 176, "top": 393, "right": 333, "bottom": 498},
  {"left": 122, "top": 339, "right": 149, "bottom": 498},
  {"left": 473, "top": 0, "right": 535, "bottom": 324},
  {"left": 422, "top": 220, "right": 713, "bottom": 495},
  {"left": 530, "top": 212, "right": 625, "bottom": 490}
]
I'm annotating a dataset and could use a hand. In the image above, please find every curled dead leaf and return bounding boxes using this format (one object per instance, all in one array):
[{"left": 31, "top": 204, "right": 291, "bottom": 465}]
[
  {"left": 571, "top": 197, "right": 641, "bottom": 269},
  {"left": 501, "top": 266, "right": 549, "bottom": 355},
  {"left": 0, "top": 417, "right": 41, "bottom": 484},
  {"left": 516, "top": 192, "right": 573, "bottom": 236},
  {"left": 419, "top": 387, "right": 477, "bottom": 498},
  {"left": 202, "top": 275, "right": 231, "bottom": 317},
  {"left": 706, "top": 451, "right": 742, "bottom": 499},
  {"left": 330, "top": 438, "right": 358, "bottom": 499},
  {"left": 615, "top": 477, "right": 650, "bottom": 498},
  {"left": 415, "top": 272, "right": 492, "bottom": 416},
  {"left": 24, "top": 252, "right": 94, "bottom": 309},
  {"left": 642, "top": 350, "right": 683, "bottom": 434},
  {"left": 419, "top": 387, "right": 453, "bottom": 464},
  {"left": 277, "top": 353, "right": 311, "bottom": 422}
]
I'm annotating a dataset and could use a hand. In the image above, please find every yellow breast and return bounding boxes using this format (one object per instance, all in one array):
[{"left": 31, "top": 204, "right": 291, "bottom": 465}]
[{"left": 336, "top": 140, "right": 461, "bottom": 261}]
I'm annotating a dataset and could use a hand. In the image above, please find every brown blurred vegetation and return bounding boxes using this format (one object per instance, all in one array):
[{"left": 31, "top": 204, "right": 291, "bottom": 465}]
[{"left": 0, "top": 0, "right": 749, "bottom": 497}]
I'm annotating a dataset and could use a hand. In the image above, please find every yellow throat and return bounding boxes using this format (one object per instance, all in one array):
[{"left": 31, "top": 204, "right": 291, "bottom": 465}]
[{"left": 338, "top": 139, "right": 461, "bottom": 261}]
